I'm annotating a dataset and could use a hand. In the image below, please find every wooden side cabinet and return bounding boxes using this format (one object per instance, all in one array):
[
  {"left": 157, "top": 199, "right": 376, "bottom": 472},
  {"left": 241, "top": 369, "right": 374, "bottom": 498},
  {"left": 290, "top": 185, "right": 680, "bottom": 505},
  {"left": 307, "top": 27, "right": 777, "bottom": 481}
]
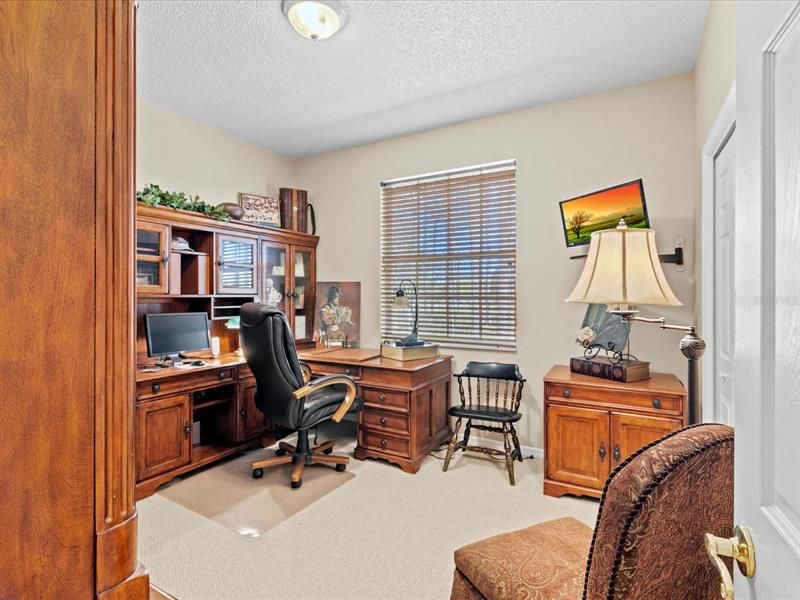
[
  {"left": 136, "top": 393, "right": 191, "bottom": 481},
  {"left": 543, "top": 365, "right": 688, "bottom": 499},
  {"left": 236, "top": 378, "right": 271, "bottom": 441}
]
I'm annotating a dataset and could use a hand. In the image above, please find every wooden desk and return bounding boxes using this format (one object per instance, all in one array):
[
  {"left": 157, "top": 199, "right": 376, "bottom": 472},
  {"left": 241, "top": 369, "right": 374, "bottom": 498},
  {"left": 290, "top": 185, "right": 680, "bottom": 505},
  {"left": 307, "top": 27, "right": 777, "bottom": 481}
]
[
  {"left": 298, "top": 348, "right": 453, "bottom": 474},
  {"left": 543, "top": 365, "right": 688, "bottom": 499},
  {"left": 135, "top": 354, "right": 275, "bottom": 499}
]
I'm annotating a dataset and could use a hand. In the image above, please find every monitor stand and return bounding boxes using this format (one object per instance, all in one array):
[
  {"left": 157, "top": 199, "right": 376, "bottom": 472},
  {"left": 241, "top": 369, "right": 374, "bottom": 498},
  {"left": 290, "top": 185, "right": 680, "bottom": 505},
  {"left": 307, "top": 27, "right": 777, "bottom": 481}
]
[{"left": 154, "top": 354, "right": 180, "bottom": 368}]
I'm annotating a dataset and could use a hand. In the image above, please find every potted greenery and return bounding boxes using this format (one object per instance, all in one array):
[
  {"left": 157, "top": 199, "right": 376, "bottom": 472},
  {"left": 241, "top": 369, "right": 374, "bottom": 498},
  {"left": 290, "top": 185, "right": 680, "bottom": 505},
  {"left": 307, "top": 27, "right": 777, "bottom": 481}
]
[{"left": 136, "top": 184, "right": 230, "bottom": 221}]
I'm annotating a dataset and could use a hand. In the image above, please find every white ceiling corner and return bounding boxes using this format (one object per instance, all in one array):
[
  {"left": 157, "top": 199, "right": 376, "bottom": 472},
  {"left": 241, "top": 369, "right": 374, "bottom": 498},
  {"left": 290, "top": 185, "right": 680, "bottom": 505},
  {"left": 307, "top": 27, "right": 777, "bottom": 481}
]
[{"left": 137, "top": 0, "right": 709, "bottom": 158}]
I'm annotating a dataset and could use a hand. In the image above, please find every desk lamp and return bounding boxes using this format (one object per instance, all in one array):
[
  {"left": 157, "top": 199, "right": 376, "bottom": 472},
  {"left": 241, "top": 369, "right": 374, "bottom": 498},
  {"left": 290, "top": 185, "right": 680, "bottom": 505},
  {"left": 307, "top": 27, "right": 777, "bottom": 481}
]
[
  {"left": 391, "top": 279, "right": 425, "bottom": 347},
  {"left": 566, "top": 220, "right": 705, "bottom": 423}
]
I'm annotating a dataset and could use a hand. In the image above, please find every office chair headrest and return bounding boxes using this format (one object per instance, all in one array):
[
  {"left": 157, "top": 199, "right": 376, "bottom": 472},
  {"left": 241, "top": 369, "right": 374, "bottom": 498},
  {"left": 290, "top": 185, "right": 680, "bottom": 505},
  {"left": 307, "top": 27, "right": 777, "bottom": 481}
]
[{"left": 240, "top": 302, "right": 286, "bottom": 328}]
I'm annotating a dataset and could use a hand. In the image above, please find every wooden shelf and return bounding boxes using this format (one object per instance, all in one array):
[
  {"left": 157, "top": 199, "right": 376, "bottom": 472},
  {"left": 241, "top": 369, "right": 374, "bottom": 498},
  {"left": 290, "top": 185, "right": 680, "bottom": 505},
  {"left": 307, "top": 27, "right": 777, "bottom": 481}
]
[{"left": 193, "top": 397, "right": 232, "bottom": 411}]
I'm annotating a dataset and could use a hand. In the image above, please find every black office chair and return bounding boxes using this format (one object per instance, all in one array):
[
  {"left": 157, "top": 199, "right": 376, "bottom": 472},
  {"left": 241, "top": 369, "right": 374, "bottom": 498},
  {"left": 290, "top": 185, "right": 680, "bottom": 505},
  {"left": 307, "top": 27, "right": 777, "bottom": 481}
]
[
  {"left": 240, "top": 303, "right": 363, "bottom": 489},
  {"left": 442, "top": 361, "right": 526, "bottom": 485}
]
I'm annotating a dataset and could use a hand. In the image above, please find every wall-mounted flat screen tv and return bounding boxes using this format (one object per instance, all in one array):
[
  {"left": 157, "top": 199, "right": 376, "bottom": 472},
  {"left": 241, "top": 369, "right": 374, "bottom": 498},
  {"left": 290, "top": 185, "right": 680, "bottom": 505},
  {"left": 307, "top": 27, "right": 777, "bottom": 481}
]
[{"left": 559, "top": 179, "right": 650, "bottom": 247}]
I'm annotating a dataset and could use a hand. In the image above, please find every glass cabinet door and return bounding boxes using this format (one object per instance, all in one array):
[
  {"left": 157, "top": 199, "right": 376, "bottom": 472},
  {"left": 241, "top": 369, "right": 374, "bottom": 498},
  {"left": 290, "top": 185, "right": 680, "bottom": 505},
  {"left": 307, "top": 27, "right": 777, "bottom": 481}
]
[
  {"left": 261, "top": 241, "right": 288, "bottom": 312},
  {"left": 136, "top": 222, "right": 169, "bottom": 294},
  {"left": 291, "top": 247, "right": 315, "bottom": 343},
  {"left": 216, "top": 234, "right": 257, "bottom": 295}
]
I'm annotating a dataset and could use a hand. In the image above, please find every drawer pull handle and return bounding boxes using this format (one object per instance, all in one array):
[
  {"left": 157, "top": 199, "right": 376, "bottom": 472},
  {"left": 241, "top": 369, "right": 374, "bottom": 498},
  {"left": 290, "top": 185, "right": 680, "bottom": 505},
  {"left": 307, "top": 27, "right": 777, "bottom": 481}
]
[
  {"left": 344, "top": 368, "right": 352, "bottom": 375},
  {"left": 379, "top": 394, "right": 386, "bottom": 403},
  {"left": 379, "top": 438, "right": 388, "bottom": 448},
  {"left": 613, "top": 445, "right": 621, "bottom": 461},
  {"left": 598, "top": 441, "right": 607, "bottom": 461},
  {"left": 219, "top": 371, "right": 227, "bottom": 380},
  {"left": 151, "top": 383, "right": 160, "bottom": 393},
  {"left": 652, "top": 398, "right": 662, "bottom": 409},
  {"left": 240, "top": 408, "right": 247, "bottom": 420},
  {"left": 379, "top": 417, "right": 388, "bottom": 426},
  {"left": 562, "top": 388, "right": 571, "bottom": 398},
  {"left": 183, "top": 422, "right": 191, "bottom": 438}
]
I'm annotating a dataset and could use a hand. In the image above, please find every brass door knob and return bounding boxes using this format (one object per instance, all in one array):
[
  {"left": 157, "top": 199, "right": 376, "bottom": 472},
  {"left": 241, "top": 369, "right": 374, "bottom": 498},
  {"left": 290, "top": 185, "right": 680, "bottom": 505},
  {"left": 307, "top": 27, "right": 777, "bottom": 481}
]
[{"left": 705, "top": 525, "right": 756, "bottom": 599}]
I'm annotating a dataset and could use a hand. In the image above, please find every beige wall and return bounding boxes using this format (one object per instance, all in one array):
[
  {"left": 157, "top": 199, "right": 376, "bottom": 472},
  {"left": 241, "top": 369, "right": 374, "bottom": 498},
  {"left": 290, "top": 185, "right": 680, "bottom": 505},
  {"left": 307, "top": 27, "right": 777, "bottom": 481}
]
[
  {"left": 136, "top": 99, "right": 296, "bottom": 204},
  {"left": 694, "top": 1, "right": 736, "bottom": 150},
  {"left": 295, "top": 74, "right": 696, "bottom": 449},
  {"left": 693, "top": 1, "right": 736, "bottom": 329}
]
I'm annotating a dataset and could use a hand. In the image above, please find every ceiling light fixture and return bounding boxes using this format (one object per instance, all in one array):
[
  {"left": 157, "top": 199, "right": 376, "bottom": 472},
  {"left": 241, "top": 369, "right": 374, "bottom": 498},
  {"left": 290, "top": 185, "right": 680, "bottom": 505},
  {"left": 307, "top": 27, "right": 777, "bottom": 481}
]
[{"left": 282, "top": 0, "right": 346, "bottom": 41}]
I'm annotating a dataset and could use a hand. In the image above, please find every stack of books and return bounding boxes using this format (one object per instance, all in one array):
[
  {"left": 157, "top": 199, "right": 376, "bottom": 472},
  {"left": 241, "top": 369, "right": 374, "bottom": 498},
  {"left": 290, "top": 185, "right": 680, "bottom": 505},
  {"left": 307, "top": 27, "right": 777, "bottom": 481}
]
[
  {"left": 381, "top": 342, "right": 440, "bottom": 361},
  {"left": 570, "top": 356, "right": 650, "bottom": 383}
]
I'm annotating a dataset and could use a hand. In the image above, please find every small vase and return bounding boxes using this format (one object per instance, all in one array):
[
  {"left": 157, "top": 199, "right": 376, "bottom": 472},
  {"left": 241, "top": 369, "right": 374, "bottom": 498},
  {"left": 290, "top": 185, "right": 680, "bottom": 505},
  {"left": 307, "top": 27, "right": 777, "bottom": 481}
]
[{"left": 216, "top": 202, "right": 245, "bottom": 220}]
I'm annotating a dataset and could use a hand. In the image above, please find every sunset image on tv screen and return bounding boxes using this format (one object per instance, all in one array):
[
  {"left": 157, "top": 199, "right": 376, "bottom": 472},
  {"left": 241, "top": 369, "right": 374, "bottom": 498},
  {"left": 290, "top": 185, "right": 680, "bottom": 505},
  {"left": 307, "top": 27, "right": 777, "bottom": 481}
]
[{"left": 560, "top": 179, "right": 648, "bottom": 247}]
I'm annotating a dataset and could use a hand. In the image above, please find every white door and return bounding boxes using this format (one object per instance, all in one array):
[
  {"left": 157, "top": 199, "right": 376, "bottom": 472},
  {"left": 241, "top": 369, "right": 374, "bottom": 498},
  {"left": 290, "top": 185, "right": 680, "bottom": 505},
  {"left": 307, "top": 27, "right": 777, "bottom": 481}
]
[
  {"left": 714, "top": 131, "right": 736, "bottom": 425},
  {"left": 734, "top": 1, "right": 800, "bottom": 597}
]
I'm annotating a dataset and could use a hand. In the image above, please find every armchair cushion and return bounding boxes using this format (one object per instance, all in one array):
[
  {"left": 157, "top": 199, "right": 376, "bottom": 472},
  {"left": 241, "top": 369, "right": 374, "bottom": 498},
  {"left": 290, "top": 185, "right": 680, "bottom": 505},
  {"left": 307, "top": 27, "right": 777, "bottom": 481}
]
[{"left": 452, "top": 517, "right": 591, "bottom": 600}]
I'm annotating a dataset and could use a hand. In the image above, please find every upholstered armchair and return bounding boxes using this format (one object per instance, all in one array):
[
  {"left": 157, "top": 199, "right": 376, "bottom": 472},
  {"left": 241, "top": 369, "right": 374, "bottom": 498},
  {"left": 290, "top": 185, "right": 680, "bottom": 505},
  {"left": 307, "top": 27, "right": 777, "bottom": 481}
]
[{"left": 450, "top": 423, "right": 734, "bottom": 599}]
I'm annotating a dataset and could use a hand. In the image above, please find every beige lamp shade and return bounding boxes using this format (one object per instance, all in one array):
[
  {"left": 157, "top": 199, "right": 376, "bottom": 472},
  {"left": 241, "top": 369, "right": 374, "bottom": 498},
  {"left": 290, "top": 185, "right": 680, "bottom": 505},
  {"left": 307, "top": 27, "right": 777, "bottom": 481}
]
[{"left": 566, "top": 227, "right": 682, "bottom": 308}]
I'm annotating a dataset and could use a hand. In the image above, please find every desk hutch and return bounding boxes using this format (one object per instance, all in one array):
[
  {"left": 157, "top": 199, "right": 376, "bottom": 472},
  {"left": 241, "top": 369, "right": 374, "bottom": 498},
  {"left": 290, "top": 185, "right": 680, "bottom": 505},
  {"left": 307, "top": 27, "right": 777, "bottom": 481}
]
[{"left": 134, "top": 204, "right": 318, "bottom": 498}]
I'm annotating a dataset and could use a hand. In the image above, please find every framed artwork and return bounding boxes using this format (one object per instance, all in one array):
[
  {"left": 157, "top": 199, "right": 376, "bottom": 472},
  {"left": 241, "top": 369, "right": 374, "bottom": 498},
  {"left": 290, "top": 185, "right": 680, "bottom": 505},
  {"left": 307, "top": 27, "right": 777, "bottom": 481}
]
[
  {"left": 238, "top": 192, "right": 280, "bottom": 227},
  {"left": 315, "top": 282, "right": 360, "bottom": 346}
]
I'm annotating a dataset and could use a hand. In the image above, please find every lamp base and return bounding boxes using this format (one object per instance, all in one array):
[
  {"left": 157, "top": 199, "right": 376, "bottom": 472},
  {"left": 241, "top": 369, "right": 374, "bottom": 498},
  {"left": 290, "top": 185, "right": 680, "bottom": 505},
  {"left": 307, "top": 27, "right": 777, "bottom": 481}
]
[{"left": 395, "top": 334, "right": 425, "bottom": 347}]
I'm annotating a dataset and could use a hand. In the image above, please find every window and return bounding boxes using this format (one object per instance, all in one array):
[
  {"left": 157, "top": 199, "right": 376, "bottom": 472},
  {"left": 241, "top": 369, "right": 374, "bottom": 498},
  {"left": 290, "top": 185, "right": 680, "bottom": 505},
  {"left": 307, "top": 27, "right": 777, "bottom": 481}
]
[{"left": 380, "top": 160, "right": 517, "bottom": 350}]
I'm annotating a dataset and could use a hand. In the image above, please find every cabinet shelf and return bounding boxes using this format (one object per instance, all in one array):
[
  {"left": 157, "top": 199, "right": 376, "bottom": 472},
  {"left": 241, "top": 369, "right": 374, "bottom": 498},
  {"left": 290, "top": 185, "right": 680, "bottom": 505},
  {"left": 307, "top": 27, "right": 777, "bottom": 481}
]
[{"left": 193, "top": 397, "right": 232, "bottom": 411}]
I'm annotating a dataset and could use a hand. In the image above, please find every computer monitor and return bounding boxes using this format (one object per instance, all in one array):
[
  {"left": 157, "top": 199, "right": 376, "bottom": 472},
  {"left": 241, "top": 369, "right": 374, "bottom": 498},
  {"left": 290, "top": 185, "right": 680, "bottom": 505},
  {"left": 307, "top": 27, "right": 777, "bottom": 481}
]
[{"left": 145, "top": 312, "right": 211, "bottom": 364}]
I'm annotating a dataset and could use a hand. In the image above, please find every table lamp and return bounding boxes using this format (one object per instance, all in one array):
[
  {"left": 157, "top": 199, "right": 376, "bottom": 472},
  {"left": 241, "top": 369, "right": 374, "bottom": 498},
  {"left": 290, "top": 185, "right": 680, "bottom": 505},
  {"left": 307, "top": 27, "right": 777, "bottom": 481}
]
[
  {"left": 391, "top": 279, "right": 425, "bottom": 347},
  {"left": 566, "top": 220, "right": 705, "bottom": 423}
]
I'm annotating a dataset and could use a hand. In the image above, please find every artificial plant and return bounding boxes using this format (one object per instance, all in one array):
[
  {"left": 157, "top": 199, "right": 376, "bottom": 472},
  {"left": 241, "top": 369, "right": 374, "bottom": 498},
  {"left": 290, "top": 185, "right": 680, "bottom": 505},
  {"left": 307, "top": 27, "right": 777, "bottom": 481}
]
[{"left": 136, "top": 183, "right": 230, "bottom": 221}]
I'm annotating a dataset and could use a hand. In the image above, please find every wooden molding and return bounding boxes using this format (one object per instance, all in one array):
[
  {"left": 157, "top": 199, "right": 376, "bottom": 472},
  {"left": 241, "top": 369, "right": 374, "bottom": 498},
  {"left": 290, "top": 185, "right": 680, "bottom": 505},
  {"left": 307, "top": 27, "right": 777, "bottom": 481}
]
[{"left": 95, "top": 1, "right": 149, "bottom": 596}]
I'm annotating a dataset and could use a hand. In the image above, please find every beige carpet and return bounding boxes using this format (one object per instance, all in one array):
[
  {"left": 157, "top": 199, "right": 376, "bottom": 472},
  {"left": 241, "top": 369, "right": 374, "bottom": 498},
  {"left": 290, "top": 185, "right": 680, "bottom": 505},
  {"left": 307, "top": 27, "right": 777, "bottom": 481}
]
[
  {"left": 158, "top": 448, "right": 355, "bottom": 537},
  {"left": 137, "top": 423, "right": 598, "bottom": 600}
]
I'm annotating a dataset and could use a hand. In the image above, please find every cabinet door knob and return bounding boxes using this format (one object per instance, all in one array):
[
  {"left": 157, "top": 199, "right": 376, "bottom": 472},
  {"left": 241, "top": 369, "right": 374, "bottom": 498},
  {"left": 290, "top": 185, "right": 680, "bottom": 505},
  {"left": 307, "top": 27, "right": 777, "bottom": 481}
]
[
  {"left": 240, "top": 408, "right": 246, "bottom": 420},
  {"left": 613, "top": 445, "right": 621, "bottom": 461},
  {"left": 652, "top": 398, "right": 662, "bottom": 409},
  {"left": 379, "top": 438, "right": 388, "bottom": 448},
  {"left": 379, "top": 394, "right": 386, "bottom": 403},
  {"left": 183, "top": 422, "right": 191, "bottom": 438},
  {"left": 598, "top": 441, "right": 607, "bottom": 460},
  {"left": 562, "top": 388, "right": 571, "bottom": 398},
  {"left": 151, "top": 383, "right": 160, "bottom": 393},
  {"left": 161, "top": 252, "right": 169, "bottom": 264},
  {"left": 379, "top": 417, "right": 388, "bottom": 426}
]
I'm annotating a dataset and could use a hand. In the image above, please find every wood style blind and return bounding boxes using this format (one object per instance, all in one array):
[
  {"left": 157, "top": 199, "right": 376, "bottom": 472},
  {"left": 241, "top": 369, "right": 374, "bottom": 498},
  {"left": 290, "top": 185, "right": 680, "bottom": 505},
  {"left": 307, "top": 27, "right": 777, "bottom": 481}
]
[{"left": 381, "top": 160, "right": 517, "bottom": 350}]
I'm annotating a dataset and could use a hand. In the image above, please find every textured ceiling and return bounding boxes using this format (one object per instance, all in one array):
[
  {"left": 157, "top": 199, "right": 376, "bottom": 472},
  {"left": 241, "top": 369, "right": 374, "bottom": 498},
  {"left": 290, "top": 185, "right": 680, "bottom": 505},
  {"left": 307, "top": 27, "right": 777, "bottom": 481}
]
[{"left": 137, "top": 0, "right": 708, "bottom": 157}]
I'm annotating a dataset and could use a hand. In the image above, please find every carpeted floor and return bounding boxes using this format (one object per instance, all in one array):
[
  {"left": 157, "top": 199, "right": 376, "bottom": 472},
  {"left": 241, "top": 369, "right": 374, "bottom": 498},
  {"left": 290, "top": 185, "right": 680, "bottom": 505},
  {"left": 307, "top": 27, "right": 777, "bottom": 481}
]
[{"left": 137, "top": 423, "right": 598, "bottom": 600}]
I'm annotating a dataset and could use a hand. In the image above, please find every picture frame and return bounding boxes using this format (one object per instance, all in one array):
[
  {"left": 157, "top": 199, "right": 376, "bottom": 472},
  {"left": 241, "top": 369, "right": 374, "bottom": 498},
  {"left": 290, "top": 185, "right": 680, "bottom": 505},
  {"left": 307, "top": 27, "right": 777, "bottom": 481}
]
[
  {"left": 315, "top": 282, "right": 360, "bottom": 346},
  {"left": 238, "top": 192, "right": 280, "bottom": 227}
]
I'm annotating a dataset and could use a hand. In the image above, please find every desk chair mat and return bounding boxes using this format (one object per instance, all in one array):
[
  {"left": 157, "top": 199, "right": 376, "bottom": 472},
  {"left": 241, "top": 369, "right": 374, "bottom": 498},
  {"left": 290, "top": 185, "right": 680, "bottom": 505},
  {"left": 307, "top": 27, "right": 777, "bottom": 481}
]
[{"left": 158, "top": 438, "right": 355, "bottom": 537}]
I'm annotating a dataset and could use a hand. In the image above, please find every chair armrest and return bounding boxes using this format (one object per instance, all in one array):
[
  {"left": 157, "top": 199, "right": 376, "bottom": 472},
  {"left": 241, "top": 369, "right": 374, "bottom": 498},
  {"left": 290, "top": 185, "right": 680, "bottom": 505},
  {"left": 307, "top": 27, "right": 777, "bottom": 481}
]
[
  {"left": 293, "top": 374, "right": 358, "bottom": 423},
  {"left": 299, "top": 361, "right": 312, "bottom": 384}
]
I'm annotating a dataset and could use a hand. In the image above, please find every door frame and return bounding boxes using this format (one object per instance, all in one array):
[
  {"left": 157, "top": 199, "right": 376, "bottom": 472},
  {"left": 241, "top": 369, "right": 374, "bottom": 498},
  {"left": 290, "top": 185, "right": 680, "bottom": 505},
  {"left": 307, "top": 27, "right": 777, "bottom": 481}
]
[{"left": 700, "top": 83, "right": 736, "bottom": 423}]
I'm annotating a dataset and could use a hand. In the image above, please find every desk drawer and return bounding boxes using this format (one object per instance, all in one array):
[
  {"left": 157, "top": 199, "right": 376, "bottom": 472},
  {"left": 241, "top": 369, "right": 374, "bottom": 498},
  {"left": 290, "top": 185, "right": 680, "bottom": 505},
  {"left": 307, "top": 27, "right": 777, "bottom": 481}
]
[
  {"left": 361, "top": 387, "right": 409, "bottom": 412},
  {"left": 359, "top": 430, "right": 410, "bottom": 458},
  {"left": 361, "top": 408, "right": 410, "bottom": 434},
  {"left": 547, "top": 383, "right": 683, "bottom": 415},
  {"left": 310, "top": 362, "right": 361, "bottom": 379},
  {"left": 137, "top": 368, "right": 236, "bottom": 400}
]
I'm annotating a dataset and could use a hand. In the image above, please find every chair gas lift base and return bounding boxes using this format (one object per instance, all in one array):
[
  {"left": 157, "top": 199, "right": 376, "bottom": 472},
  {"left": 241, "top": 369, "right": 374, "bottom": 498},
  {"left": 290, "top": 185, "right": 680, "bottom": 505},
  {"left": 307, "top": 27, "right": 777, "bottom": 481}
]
[{"left": 442, "top": 362, "right": 526, "bottom": 485}]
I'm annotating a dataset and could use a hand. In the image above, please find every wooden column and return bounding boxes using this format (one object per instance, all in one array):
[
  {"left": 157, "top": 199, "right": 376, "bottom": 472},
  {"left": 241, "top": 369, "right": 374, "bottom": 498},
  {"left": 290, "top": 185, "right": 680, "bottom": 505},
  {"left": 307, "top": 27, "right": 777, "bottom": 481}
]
[
  {"left": 0, "top": 1, "right": 147, "bottom": 597},
  {"left": 95, "top": 1, "right": 149, "bottom": 598}
]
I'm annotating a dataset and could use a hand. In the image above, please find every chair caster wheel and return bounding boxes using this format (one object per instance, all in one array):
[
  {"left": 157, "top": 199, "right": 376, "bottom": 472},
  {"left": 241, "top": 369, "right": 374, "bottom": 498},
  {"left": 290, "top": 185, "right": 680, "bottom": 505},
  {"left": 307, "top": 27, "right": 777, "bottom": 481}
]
[
  {"left": 291, "top": 479, "right": 302, "bottom": 489},
  {"left": 275, "top": 448, "right": 287, "bottom": 456},
  {"left": 335, "top": 463, "right": 346, "bottom": 472},
  {"left": 252, "top": 468, "right": 264, "bottom": 479},
  {"left": 324, "top": 447, "right": 333, "bottom": 454}
]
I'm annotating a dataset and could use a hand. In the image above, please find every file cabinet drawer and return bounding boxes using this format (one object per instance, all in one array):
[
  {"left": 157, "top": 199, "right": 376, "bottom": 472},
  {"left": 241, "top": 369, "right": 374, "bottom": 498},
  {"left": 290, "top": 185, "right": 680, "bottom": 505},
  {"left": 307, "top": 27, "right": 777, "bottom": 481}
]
[
  {"left": 361, "top": 387, "right": 409, "bottom": 412},
  {"left": 361, "top": 408, "right": 410, "bottom": 434},
  {"left": 359, "top": 430, "right": 410, "bottom": 458}
]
